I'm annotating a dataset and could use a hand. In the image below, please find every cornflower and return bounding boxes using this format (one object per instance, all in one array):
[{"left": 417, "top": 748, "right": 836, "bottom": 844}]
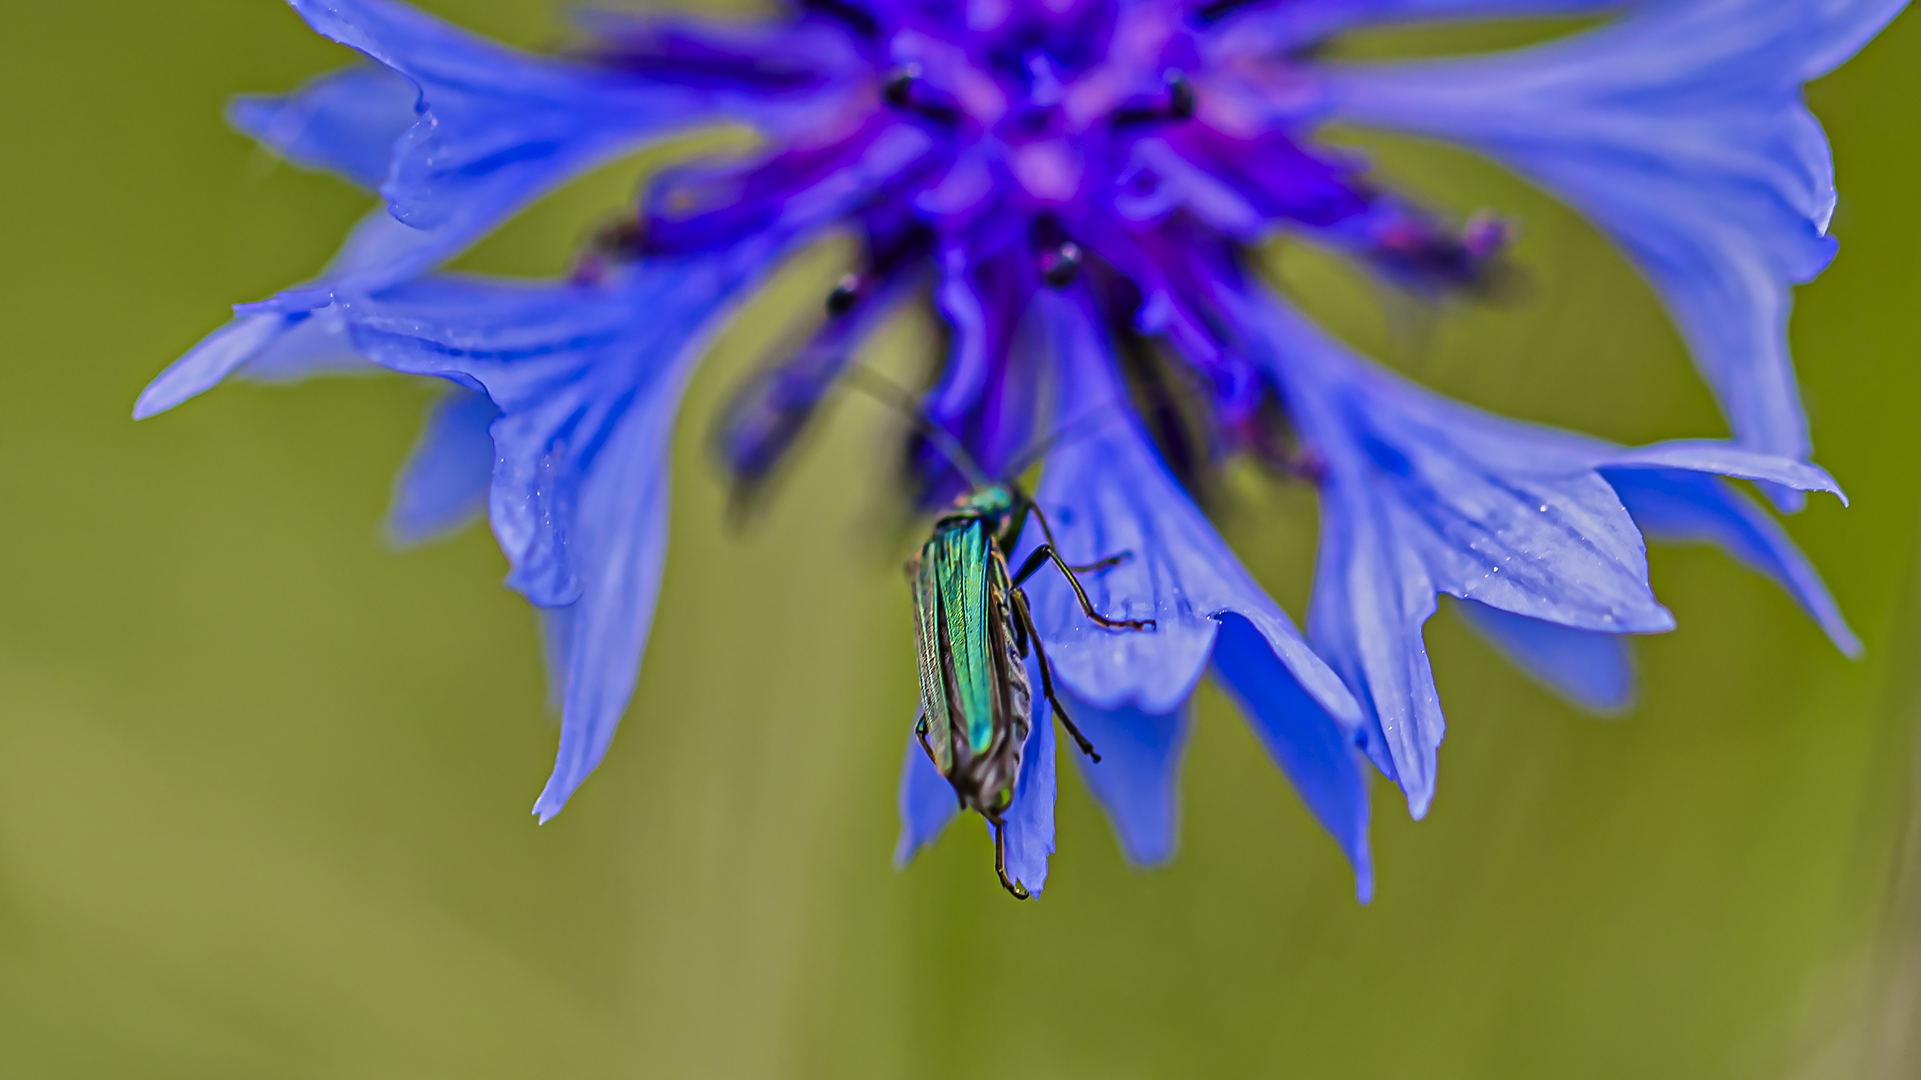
[{"left": 141, "top": 0, "right": 1899, "bottom": 896}]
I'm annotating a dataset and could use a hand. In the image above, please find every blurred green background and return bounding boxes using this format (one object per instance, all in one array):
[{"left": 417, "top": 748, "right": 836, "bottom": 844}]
[{"left": 2, "top": 1, "right": 1919, "bottom": 1076}]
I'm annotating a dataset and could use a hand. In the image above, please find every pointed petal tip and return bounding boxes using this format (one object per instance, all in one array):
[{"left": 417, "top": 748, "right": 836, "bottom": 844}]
[
  {"left": 1403, "top": 784, "right": 1433, "bottom": 822},
  {"left": 379, "top": 517, "right": 432, "bottom": 550},
  {"left": 531, "top": 780, "right": 575, "bottom": 824},
  {"left": 379, "top": 505, "right": 477, "bottom": 550},
  {"left": 1833, "top": 623, "right": 1866, "bottom": 661},
  {"left": 1646, "top": 605, "right": 1679, "bottom": 635},
  {"left": 133, "top": 382, "right": 203, "bottom": 421},
  {"left": 1588, "top": 690, "right": 1637, "bottom": 718},
  {"left": 130, "top": 391, "right": 169, "bottom": 422},
  {"left": 1126, "top": 846, "right": 1178, "bottom": 871}
]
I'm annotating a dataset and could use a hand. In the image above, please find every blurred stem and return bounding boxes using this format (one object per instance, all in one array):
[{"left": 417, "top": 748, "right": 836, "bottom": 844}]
[
  {"left": 1862, "top": 696, "right": 1921, "bottom": 1076},
  {"left": 1799, "top": 497, "right": 1921, "bottom": 1079}
]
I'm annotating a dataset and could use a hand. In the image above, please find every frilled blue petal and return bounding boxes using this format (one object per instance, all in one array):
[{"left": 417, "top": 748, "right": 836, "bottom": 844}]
[
  {"left": 142, "top": 0, "right": 880, "bottom": 423},
  {"left": 1324, "top": 0, "right": 1911, "bottom": 490},
  {"left": 341, "top": 248, "right": 767, "bottom": 819},
  {"left": 135, "top": 209, "right": 480, "bottom": 418},
  {"left": 1604, "top": 465, "right": 1861, "bottom": 656},
  {"left": 894, "top": 726, "right": 961, "bottom": 867},
  {"left": 528, "top": 385, "right": 678, "bottom": 820},
  {"left": 228, "top": 63, "right": 418, "bottom": 188},
  {"left": 1212, "top": 614, "right": 1373, "bottom": 900},
  {"left": 345, "top": 262, "right": 734, "bottom": 602},
  {"left": 1456, "top": 600, "right": 1635, "bottom": 713},
  {"left": 384, "top": 387, "right": 499, "bottom": 546},
  {"left": 1016, "top": 293, "right": 1362, "bottom": 729},
  {"left": 1061, "top": 692, "right": 1191, "bottom": 868},
  {"left": 285, "top": 0, "right": 724, "bottom": 232},
  {"left": 1238, "top": 294, "right": 1847, "bottom": 815},
  {"left": 1269, "top": 300, "right": 1669, "bottom": 815},
  {"left": 139, "top": 0, "right": 758, "bottom": 421},
  {"left": 144, "top": 0, "right": 729, "bottom": 422},
  {"left": 1460, "top": 455, "right": 1856, "bottom": 708},
  {"left": 997, "top": 690, "right": 1058, "bottom": 896}
]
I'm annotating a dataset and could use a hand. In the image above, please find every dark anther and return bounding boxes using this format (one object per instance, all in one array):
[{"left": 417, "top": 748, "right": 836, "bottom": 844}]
[
  {"left": 1112, "top": 71, "right": 1198, "bottom": 128},
  {"left": 592, "top": 218, "right": 648, "bottom": 259},
  {"left": 570, "top": 218, "right": 648, "bottom": 284},
  {"left": 826, "top": 273, "right": 863, "bottom": 315},
  {"left": 1165, "top": 70, "right": 1196, "bottom": 120},
  {"left": 882, "top": 64, "right": 920, "bottom": 107},
  {"left": 1040, "top": 242, "right": 1083, "bottom": 288},
  {"left": 1194, "top": 0, "right": 1257, "bottom": 21},
  {"left": 800, "top": 0, "right": 881, "bottom": 39}
]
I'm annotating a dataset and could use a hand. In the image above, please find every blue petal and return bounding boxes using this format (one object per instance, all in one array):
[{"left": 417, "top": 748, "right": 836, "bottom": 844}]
[
  {"left": 1603, "top": 466, "right": 1861, "bottom": 656},
  {"left": 135, "top": 207, "right": 494, "bottom": 418},
  {"left": 345, "top": 258, "right": 749, "bottom": 605},
  {"left": 997, "top": 692, "right": 1057, "bottom": 896},
  {"left": 1271, "top": 311, "right": 1680, "bottom": 637},
  {"left": 1325, "top": 0, "right": 1910, "bottom": 486},
  {"left": 140, "top": 1, "right": 855, "bottom": 421},
  {"left": 529, "top": 380, "right": 678, "bottom": 820},
  {"left": 1236, "top": 293, "right": 1849, "bottom": 815},
  {"left": 228, "top": 63, "right": 417, "bottom": 189},
  {"left": 539, "top": 605, "right": 576, "bottom": 715},
  {"left": 384, "top": 387, "right": 499, "bottom": 546},
  {"left": 1603, "top": 440, "right": 1846, "bottom": 504},
  {"left": 141, "top": 0, "right": 743, "bottom": 421},
  {"left": 135, "top": 313, "right": 292, "bottom": 420},
  {"left": 1455, "top": 600, "right": 1635, "bottom": 713},
  {"left": 342, "top": 250, "right": 769, "bottom": 819},
  {"left": 1017, "top": 293, "right": 1362, "bottom": 728},
  {"left": 1212, "top": 614, "right": 1373, "bottom": 901},
  {"left": 286, "top": 0, "right": 722, "bottom": 232},
  {"left": 1061, "top": 692, "right": 1191, "bottom": 868},
  {"left": 894, "top": 727, "right": 960, "bottom": 867},
  {"left": 1209, "top": 0, "right": 1623, "bottom": 56},
  {"left": 231, "top": 307, "right": 383, "bottom": 385}
]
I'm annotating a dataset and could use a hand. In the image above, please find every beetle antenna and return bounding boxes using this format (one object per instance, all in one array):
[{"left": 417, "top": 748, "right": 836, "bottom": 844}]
[
  {"left": 1004, "top": 400, "right": 1125, "bottom": 478},
  {"left": 838, "top": 365, "right": 993, "bottom": 490}
]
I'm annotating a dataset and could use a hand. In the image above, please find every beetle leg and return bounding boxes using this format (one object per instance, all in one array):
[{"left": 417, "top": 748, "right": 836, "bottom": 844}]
[
  {"left": 1066, "top": 551, "right": 1131, "bottom": 574},
  {"left": 1021, "top": 501, "right": 1137, "bottom": 577},
  {"left": 1013, "top": 588, "right": 1102, "bottom": 764},
  {"left": 1010, "top": 544, "right": 1156, "bottom": 631},
  {"left": 993, "top": 818, "right": 1031, "bottom": 900}
]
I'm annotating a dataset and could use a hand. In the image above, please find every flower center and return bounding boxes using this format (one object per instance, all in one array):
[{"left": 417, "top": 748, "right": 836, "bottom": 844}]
[{"left": 877, "top": 0, "right": 1202, "bottom": 206}]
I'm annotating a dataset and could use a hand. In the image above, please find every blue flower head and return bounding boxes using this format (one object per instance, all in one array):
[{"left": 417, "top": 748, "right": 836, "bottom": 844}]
[{"left": 142, "top": 0, "right": 1902, "bottom": 898}]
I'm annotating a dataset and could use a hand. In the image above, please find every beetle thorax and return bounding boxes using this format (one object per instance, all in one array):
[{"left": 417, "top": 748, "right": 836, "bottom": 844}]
[{"left": 949, "top": 482, "right": 1018, "bottom": 528}]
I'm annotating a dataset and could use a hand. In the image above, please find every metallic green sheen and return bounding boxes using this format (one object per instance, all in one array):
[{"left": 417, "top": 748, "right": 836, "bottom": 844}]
[
  {"left": 910, "top": 551, "right": 953, "bottom": 774},
  {"left": 954, "top": 483, "right": 1016, "bottom": 518},
  {"left": 935, "top": 519, "right": 996, "bottom": 756}
]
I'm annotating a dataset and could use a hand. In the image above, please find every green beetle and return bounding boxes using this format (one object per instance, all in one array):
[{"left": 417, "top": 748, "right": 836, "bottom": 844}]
[
  {"left": 722, "top": 357, "right": 1150, "bottom": 898},
  {"left": 908, "top": 478, "right": 1153, "bottom": 898}
]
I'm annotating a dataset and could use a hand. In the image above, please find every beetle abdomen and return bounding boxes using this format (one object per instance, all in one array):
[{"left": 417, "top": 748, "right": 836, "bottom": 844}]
[{"left": 910, "top": 515, "right": 1033, "bottom": 819}]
